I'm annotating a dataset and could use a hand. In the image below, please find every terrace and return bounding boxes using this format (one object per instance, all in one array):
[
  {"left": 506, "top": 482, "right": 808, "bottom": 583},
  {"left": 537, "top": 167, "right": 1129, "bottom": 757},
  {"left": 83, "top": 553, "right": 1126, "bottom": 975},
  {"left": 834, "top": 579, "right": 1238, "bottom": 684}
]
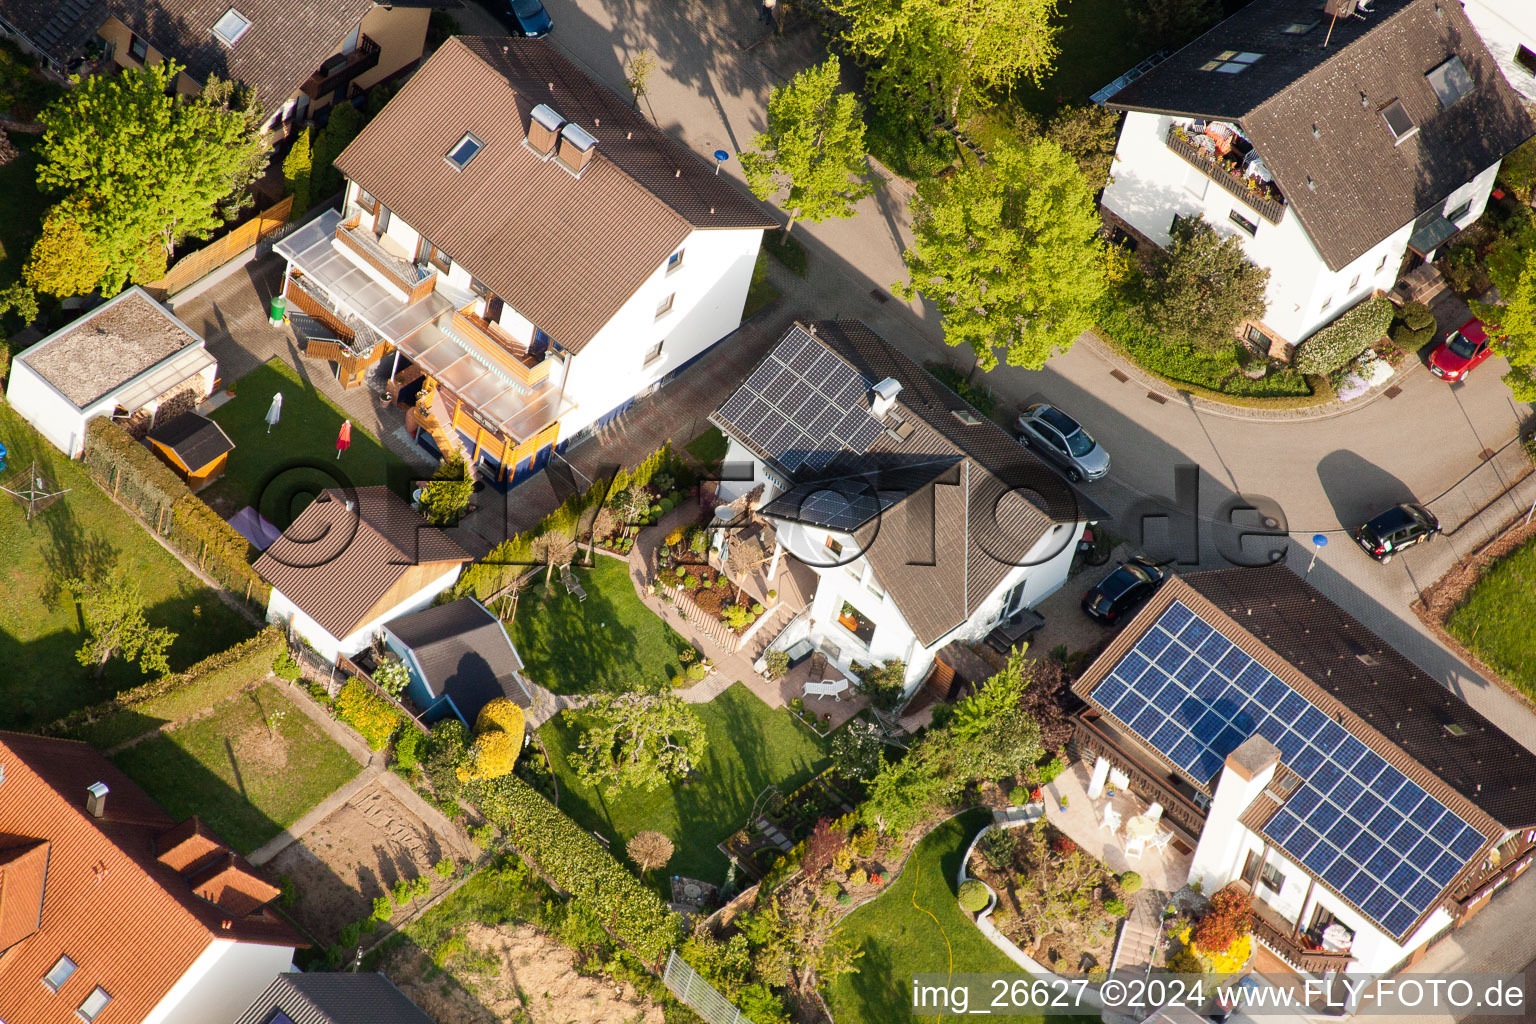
[
  {"left": 1165, "top": 122, "right": 1287, "bottom": 225},
  {"left": 1244, "top": 886, "right": 1358, "bottom": 975},
  {"left": 1043, "top": 761, "right": 1195, "bottom": 894},
  {"left": 300, "top": 34, "right": 381, "bottom": 101}
]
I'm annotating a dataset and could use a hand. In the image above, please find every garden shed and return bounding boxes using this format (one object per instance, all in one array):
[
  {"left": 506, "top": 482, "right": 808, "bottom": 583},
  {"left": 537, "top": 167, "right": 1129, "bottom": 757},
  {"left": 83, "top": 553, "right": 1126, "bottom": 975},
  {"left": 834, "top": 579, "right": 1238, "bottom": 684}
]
[
  {"left": 381, "top": 597, "right": 532, "bottom": 726},
  {"left": 147, "top": 412, "right": 235, "bottom": 490},
  {"left": 4, "top": 288, "right": 217, "bottom": 457}
]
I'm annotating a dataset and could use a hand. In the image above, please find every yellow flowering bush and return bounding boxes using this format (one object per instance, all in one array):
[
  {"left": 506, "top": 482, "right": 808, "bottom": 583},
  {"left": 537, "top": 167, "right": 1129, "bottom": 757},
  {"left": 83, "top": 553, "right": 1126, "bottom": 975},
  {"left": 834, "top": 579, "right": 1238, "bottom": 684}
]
[
  {"left": 475, "top": 697, "right": 525, "bottom": 737},
  {"left": 457, "top": 728, "right": 519, "bottom": 781}
]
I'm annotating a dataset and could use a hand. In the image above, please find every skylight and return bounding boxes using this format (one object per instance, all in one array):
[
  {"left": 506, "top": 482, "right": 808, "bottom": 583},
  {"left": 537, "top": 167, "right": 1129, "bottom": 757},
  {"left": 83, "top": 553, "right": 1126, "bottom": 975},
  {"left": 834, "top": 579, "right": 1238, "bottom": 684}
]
[
  {"left": 445, "top": 132, "right": 484, "bottom": 171},
  {"left": 1426, "top": 56, "right": 1474, "bottom": 108},
  {"left": 1282, "top": 20, "right": 1320, "bottom": 34},
  {"left": 211, "top": 8, "right": 251, "bottom": 46},
  {"left": 1201, "top": 51, "right": 1263, "bottom": 74},
  {"left": 1380, "top": 99, "right": 1418, "bottom": 143}
]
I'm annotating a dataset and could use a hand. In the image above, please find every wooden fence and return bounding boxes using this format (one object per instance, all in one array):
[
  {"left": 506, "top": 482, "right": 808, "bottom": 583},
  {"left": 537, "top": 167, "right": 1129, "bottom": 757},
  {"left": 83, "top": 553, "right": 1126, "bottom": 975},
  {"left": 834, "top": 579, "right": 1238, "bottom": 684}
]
[{"left": 142, "top": 194, "right": 295, "bottom": 301}]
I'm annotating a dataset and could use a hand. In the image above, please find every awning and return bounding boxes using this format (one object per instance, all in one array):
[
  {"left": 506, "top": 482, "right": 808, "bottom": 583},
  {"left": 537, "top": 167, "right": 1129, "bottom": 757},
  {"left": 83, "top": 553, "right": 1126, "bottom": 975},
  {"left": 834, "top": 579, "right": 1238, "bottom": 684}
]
[
  {"left": 399, "top": 322, "right": 575, "bottom": 442},
  {"left": 113, "top": 346, "right": 216, "bottom": 413},
  {"left": 1407, "top": 213, "right": 1459, "bottom": 256}
]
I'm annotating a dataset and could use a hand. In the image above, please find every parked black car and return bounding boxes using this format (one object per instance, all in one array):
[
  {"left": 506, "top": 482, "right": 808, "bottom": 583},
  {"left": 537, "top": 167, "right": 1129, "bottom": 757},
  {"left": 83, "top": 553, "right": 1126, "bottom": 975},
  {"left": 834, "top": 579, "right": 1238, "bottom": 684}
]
[
  {"left": 1082, "top": 556, "right": 1168, "bottom": 624},
  {"left": 495, "top": 0, "right": 552, "bottom": 36},
  {"left": 1353, "top": 502, "right": 1439, "bottom": 563}
]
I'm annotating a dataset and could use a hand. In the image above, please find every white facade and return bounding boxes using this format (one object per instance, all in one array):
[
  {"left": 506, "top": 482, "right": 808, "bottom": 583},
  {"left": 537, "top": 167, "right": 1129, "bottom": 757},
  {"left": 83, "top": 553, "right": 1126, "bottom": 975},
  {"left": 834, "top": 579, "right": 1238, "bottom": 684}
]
[
  {"left": 265, "top": 561, "right": 463, "bottom": 662},
  {"left": 142, "top": 939, "right": 296, "bottom": 1024},
  {"left": 1102, "top": 111, "right": 1500, "bottom": 344},
  {"left": 1463, "top": 0, "right": 1536, "bottom": 102}
]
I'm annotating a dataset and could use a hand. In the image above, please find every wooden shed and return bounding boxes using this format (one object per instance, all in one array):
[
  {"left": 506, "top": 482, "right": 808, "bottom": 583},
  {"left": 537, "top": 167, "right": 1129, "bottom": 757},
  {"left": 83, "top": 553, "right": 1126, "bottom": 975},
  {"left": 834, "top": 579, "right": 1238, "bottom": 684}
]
[{"left": 147, "top": 412, "right": 235, "bottom": 490}]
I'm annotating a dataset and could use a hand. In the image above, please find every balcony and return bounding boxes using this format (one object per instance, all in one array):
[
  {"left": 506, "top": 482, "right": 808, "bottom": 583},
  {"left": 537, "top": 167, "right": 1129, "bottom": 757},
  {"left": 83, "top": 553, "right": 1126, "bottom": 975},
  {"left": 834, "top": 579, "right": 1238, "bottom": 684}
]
[
  {"left": 450, "top": 307, "right": 552, "bottom": 389},
  {"left": 301, "top": 34, "right": 381, "bottom": 101},
  {"left": 1165, "top": 124, "right": 1287, "bottom": 225},
  {"left": 1070, "top": 714, "right": 1209, "bottom": 840},
  {"left": 1246, "top": 888, "right": 1356, "bottom": 974},
  {"left": 335, "top": 215, "right": 438, "bottom": 303}
]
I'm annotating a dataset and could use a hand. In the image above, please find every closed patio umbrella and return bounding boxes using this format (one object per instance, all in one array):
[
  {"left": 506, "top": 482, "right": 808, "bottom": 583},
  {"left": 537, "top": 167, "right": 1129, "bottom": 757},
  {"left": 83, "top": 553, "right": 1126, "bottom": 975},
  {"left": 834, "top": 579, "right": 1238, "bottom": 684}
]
[
  {"left": 335, "top": 420, "right": 352, "bottom": 459},
  {"left": 264, "top": 392, "right": 283, "bottom": 434}
]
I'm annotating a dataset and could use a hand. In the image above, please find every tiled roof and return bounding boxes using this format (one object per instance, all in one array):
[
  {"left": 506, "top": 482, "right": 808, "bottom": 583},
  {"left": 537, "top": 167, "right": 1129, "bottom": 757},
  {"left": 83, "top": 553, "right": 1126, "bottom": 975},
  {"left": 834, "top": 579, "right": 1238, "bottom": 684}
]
[
  {"left": 384, "top": 597, "right": 533, "bottom": 721},
  {"left": 0, "top": 732, "right": 298, "bottom": 1024},
  {"left": 235, "top": 972, "right": 437, "bottom": 1024},
  {"left": 254, "top": 487, "right": 471, "bottom": 640},
  {"left": 726, "top": 321, "right": 1100, "bottom": 647},
  {"left": 148, "top": 412, "right": 235, "bottom": 470},
  {"left": 1108, "top": 0, "right": 1535, "bottom": 270},
  {"left": 333, "top": 36, "right": 773, "bottom": 353}
]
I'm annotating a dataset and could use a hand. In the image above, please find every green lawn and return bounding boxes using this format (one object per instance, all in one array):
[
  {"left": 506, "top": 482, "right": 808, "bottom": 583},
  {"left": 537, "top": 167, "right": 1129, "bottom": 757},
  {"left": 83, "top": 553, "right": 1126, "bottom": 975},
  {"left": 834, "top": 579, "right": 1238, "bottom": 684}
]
[
  {"left": 0, "top": 401, "right": 255, "bottom": 728},
  {"left": 828, "top": 810, "right": 1089, "bottom": 1024},
  {"left": 204, "top": 358, "right": 413, "bottom": 528},
  {"left": 505, "top": 557, "right": 692, "bottom": 695},
  {"left": 1447, "top": 537, "right": 1536, "bottom": 700},
  {"left": 113, "top": 682, "right": 361, "bottom": 854},
  {"left": 1015, "top": 0, "right": 1157, "bottom": 117},
  {"left": 537, "top": 683, "right": 830, "bottom": 885},
  {"left": 684, "top": 425, "right": 729, "bottom": 469}
]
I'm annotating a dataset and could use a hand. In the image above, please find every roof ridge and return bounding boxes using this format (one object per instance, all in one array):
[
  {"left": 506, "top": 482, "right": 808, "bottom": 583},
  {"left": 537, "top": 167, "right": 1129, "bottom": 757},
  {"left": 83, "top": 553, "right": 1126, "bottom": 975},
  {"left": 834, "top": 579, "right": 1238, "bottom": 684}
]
[{"left": 1247, "top": 0, "right": 1429, "bottom": 119}]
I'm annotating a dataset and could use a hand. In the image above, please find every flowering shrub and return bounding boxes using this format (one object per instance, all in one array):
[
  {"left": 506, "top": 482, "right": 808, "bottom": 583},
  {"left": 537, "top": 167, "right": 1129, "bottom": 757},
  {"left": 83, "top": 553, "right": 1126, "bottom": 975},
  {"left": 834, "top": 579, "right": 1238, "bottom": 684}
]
[
  {"left": 1051, "top": 835, "right": 1077, "bottom": 855},
  {"left": 457, "top": 729, "right": 519, "bottom": 781},
  {"left": 475, "top": 697, "right": 525, "bottom": 737},
  {"left": 335, "top": 678, "right": 402, "bottom": 750}
]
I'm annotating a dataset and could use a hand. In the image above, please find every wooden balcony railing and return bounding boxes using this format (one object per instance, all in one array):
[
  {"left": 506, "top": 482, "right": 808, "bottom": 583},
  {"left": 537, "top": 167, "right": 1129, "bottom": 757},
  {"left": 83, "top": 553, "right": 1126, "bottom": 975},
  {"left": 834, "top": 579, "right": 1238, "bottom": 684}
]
[
  {"left": 1246, "top": 889, "right": 1356, "bottom": 974},
  {"left": 334, "top": 216, "right": 437, "bottom": 302},
  {"left": 1070, "top": 715, "right": 1208, "bottom": 839},
  {"left": 301, "top": 34, "right": 382, "bottom": 100},
  {"left": 1164, "top": 125, "right": 1287, "bottom": 225},
  {"left": 284, "top": 275, "right": 356, "bottom": 345},
  {"left": 451, "top": 307, "right": 552, "bottom": 389}
]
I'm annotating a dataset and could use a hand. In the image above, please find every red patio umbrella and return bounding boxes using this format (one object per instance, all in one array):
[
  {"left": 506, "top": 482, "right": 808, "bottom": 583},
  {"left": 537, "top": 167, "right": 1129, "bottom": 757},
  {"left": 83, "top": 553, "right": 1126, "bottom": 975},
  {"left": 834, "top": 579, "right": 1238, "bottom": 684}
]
[{"left": 335, "top": 420, "right": 352, "bottom": 459}]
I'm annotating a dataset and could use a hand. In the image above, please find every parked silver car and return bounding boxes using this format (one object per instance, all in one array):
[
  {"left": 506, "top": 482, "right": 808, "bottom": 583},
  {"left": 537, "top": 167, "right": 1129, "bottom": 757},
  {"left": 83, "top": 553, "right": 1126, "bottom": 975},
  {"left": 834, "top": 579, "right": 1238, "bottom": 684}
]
[{"left": 1016, "top": 403, "right": 1110, "bottom": 482}]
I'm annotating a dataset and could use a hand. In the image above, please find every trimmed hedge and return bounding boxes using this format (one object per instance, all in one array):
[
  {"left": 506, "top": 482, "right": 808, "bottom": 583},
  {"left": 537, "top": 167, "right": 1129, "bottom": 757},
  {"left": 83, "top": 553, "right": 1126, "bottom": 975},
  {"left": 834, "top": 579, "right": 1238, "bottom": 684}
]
[
  {"left": 1389, "top": 300, "right": 1437, "bottom": 351},
  {"left": 1294, "top": 298, "right": 1394, "bottom": 375},
  {"left": 80, "top": 417, "right": 270, "bottom": 607},
  {"left": 46, "top": 627, "right": 286, "bottom": 749},
  {"left": 472, "top": 772, "right": 681, "bottom": 964}
]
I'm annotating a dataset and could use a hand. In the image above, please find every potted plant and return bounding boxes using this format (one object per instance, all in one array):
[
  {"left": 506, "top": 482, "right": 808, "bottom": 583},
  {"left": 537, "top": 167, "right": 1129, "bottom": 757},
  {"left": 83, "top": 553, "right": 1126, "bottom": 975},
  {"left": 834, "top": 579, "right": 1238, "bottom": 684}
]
[{"left": 1058, "top": 793, "right": 1069, "bottom": 811}]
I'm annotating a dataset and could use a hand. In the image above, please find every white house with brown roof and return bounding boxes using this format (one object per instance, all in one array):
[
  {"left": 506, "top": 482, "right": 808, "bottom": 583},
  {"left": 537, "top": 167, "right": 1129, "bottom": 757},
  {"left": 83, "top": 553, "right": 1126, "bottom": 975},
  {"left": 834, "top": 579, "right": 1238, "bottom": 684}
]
[
  {"left": 714, "top": 321, "right": 1099, "bottom": 695},
  {"left": 0, "top": 731, "right": 298, "bottom": 1024},
  {"left": 5, "top": 287, "right": 217, "bottom": 458},
  {"left": 275, "top": 36, "right": 773, "bottom": 486},
  {"left": 255, "top": 486, "right": 472, "bottom": 662},
  {"left": 1462, "top": 0, "right": 1536, "bottom": 103},
  {"left": 1098, "top": 0, "right": 1533, "bottom": 353}
]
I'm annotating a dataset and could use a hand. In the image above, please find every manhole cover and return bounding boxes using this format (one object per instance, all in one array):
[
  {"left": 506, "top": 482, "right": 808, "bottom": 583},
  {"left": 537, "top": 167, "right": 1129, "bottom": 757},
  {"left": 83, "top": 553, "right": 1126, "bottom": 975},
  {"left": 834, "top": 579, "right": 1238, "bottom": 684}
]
[{"left": 1110, "top": 369, "right": 1129, "bottom": 383}]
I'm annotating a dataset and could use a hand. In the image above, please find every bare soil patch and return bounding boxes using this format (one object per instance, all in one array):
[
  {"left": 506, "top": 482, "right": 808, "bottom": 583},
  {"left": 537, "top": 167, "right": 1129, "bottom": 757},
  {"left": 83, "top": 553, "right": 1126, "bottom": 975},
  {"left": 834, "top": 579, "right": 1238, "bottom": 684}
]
[
  {"left": 382, "top": 922, "right": 665, "bottom": 1024},
  {"left": 267, "top": 777, "right": 465, "bottom": 944},
  {"left": 232, "top": 722, "right": 290, "bottom": 773}
]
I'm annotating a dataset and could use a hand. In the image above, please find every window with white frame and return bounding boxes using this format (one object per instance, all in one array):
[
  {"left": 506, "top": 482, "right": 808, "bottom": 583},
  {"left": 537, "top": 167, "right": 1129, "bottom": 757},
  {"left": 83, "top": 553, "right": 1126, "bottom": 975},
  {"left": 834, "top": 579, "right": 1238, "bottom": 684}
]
[
  {"left": 643, "top": 339, "right": 663, "bottom": 366},
  {"left": 1348, "top": 274, "right": 1360, "bottom": 291},
  {"left": 211, "top": 8, "right": 252, "bottom": 46},
  {"left": 655, "top": 292, "right": 675, "bottom": 319},
  {"left": 43, "top": 955, "right": 77, "bottom": 992},
  {"left": 1446, "top": 197, "right": 1472, "bottom": 223},
  {"left": 77, "top": 987, "right": 111, "bottom": 1022}
]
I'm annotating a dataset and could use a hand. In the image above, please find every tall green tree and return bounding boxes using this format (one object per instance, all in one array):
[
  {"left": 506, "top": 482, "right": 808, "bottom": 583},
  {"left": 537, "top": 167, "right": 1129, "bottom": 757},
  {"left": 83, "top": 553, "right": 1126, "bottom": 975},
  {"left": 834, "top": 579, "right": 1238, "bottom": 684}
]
[
  {"left": 1146, "top": 217, "right": 1270, "bottom": 352},
  {"left": 829, "top": 0, "right": 1061, "bottom": 119},
  {"left": 1131, "top": 0, "right": 1223, "bottom": 49},
  {"left": 67, "top": 568, "right": 177, "bottom": 678},
  {"left": 741, "top": 56, "right": 874, "bottom": 236},
  {"left": 312, "top": 101, "right": 366, "bottom": 201},
  {"left": 565, "top": 691, "right": 707, "bottom": 793},
  {"left": 896, "top": 140, "right": 1107, "bottom": 371},
  {"left": 25, "top": 201, "right": 110, "bottom": 299},
  {"left": 1481, "top": 247, "right": 1536, "bottom": 401},
  {"left": 200, "top": 77, "right": 271, "bottom": 222},
  {"left": 34, "top": 61, "right": 264, "bottom": 295},
  {"left": 282, "top": 128, "right": 314, "bottom": 213}
]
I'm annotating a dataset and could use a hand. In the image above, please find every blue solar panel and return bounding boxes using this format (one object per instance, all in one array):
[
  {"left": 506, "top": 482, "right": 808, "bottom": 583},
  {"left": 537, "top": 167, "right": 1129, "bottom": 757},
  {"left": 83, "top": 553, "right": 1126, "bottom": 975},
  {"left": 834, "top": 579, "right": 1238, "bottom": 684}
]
[{"left": 1087, "top": 600, "right": 1490, "bottom": 941}]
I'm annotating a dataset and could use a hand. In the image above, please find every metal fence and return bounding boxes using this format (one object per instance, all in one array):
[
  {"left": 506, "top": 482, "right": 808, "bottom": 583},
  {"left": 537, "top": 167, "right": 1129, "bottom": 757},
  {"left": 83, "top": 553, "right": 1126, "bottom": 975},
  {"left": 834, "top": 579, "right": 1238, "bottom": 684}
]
[{"left": 663, "top": 951, "right": 752, "bottom": 1024}]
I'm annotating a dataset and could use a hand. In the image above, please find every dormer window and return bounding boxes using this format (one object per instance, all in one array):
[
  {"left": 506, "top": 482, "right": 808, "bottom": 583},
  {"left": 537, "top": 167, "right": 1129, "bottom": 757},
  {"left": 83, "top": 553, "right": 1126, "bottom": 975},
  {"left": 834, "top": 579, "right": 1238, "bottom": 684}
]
[
  {"left": 445, "top": 132, "right": 484, "bottom": 171},
  {"left": 43, "top": 955, "right": 77, "bottom": 992},
  {"left": 211, "top": 9, "right": 251, "bottom": 46},
  {"left": 1380, "top": 99, "right": 1418, "bottom": 144},
  {"left": 1201, "top": 51, "right": 1262, "bottom": 74},
  {"left": 1426, "top": 56, "right": 1473, "bottom": 108}
]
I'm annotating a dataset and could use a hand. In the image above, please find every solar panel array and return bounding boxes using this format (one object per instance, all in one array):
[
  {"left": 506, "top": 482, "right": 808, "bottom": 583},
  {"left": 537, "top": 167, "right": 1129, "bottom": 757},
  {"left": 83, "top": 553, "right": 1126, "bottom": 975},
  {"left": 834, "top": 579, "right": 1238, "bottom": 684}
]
[
  {"left": 1091, "top": 600, "right": 1487, "bottom": 940},
  {"left": 716, "top": 327, "right": 884, "bottom": 474}
]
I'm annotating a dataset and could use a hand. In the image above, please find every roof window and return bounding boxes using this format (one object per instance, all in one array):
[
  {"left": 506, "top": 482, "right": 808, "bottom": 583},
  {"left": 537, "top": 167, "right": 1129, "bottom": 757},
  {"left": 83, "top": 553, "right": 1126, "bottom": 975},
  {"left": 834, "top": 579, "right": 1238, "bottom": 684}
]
[
  {"left": 1201, "top": 51, "right": 1263, "bottom": 74},
  {"left": 445, "top": 132, "right": 484, "bottom": 171},
  {"left": 1380, "top": 99, "right": 1418, "bottom": 143},
  {"left": 211, "top": 8, "right": 251, "bottom": 46},
  {"left": 77, "top": 987, "right": 111, "bottom": 1022},
  {"left": 1426, "top": 56, "right": 1474, "bottom": 108},
  {"left": 1282, "top": 20, "right": 1320, "bottom": 34},
  {"left": 43, "top": 955, "right": 77, "bottom": 992}
]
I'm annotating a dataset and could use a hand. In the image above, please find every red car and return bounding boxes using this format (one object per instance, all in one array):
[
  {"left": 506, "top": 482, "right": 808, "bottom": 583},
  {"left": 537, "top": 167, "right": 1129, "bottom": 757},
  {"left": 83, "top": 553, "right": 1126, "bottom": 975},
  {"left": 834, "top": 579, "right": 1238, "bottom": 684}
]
[{"left": 1428, "top": 318, "right": 1494, "bottom": 382}]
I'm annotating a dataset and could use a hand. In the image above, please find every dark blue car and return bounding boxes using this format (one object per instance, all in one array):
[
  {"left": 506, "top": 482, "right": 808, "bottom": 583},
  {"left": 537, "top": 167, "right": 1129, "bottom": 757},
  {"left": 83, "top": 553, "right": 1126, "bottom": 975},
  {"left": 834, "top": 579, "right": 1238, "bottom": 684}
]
[
  {"left": 1082, "top": 556, "right": 1168, "bottom": 624},
  {"left": 498, "top": 0, "right": 552, "bottom": 37}
]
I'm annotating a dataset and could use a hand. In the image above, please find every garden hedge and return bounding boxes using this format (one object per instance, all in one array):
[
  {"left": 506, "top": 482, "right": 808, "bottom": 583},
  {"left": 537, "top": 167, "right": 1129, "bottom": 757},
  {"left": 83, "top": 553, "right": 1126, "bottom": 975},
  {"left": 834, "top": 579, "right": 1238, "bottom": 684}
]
[
  {"left": 472, "top": 773, "right": 681, "bottom": 964},
  {"left": 1293, "top": 298, "right": 1394, "bottom": 375},
  {"left": 47, "top": 626, "right": 286, "bottom": 749},
  {"left": 335, "top": 677, "right": 403, "bottom": 750},
  {"left": 1389, "top": 301, "right": 1437, "bottom": 351}
]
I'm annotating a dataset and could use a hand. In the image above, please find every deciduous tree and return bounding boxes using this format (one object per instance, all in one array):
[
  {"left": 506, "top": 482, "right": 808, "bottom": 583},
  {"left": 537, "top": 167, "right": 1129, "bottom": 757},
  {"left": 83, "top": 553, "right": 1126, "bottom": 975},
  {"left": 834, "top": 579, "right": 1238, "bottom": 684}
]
[
  {"left": 282, "top": 127, "right": 314, "bottom": 213},
  {"left": 1147, "top": 217, "right": 1270, "bottom": 352},
  {"left": 25, "top": 201, "right": 109, "bottom": 298},
  {"left": 896, "top": 141, "right": 1107, "bottom": 371},
  {"left": 626, "top": 830, "right": 675, "bottom": 874},
  {"left": 830, "top": 0, "right": 1061, "bottom": 120},
  {"left": 829, "top": 719, "right": 884, "bottom": 781},
  {"left": 1131, "top": 0, "right": 1223, "bottom": 49},
  {"left": 67, "top": 568, "right": 176, "bottom": 678},
  {"left": 565, "top": 691, "right": 706, "bottom": 792},
  {"left": 1481, "top": 247, "right": 1536, "bottom": 400},
  {"left": 35, "top": 62, "right": 265, "bottom": 295},
  {"left": 741, "top": 56, "right": 874, "bottom": 236}
]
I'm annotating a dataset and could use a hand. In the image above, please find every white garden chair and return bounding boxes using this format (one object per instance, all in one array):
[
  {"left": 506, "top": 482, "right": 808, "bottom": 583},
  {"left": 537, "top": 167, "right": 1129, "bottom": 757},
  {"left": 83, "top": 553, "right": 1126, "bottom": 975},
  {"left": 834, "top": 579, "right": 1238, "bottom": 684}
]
[
  {"left": 1099, "top": 805, "right": 1122, "bottom": 833},
  {"left": 1124, "top": 835, "right": 1148, "bottom": 861},
  {"left": 1148, "top": 829, "right": 1174, "bottom": 853},
  {"left": 1145, "top": 801, "right": 1164, "bottom": 823}
]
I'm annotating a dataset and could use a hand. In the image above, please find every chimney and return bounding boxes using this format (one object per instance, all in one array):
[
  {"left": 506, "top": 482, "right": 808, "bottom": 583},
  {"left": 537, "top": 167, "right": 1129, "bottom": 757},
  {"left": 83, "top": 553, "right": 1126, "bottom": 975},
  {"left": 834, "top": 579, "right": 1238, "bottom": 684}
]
[
  {"left": 527, "top": 103, "right": 565, "bottom": 158},
  {"left": 869, "top": 377, "right": 902, "bottom": 419},
  {"left": 555, "top": 122, "right": 597, "bottom": 176},
  {"left": 86, "top": 782, "right": 109, "bottom": 818}
]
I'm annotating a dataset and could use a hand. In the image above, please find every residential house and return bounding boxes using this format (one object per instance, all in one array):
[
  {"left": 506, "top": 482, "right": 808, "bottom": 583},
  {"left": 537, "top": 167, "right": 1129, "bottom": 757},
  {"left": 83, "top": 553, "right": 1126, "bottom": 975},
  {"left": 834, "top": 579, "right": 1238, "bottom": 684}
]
[
  {"left": 0, "top": 0, "right": 440, "bottom": 129},
  {"left": 380, "top": 596, "right": 534, "bottom": 726},
  {"left": 1069, "top": 564, "right": 1536, "bottom": 976},
  {"left": 1098, "top": 0, "right": 1534, "bottom": 353},
  {"left": 0, "top": 731, "right": 298, "bottom": 1024},
  {"left": 5, "top": 287, "right": 217, "bottom": 458},
  {"left": 275, "top": 36, "right": 773, "bottom": 485},
  {"left": 255, "top": 485, "right": 472, "bottom": 662},
  {"left": 1462, "top": 0, "right": 1536, "bottom": 103},
  {"left": 234, "top": 972, "right": 435, "bottom": 1024},
  {"left": 713, "top": 320, "right": 1101, "bottom": 696}
]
